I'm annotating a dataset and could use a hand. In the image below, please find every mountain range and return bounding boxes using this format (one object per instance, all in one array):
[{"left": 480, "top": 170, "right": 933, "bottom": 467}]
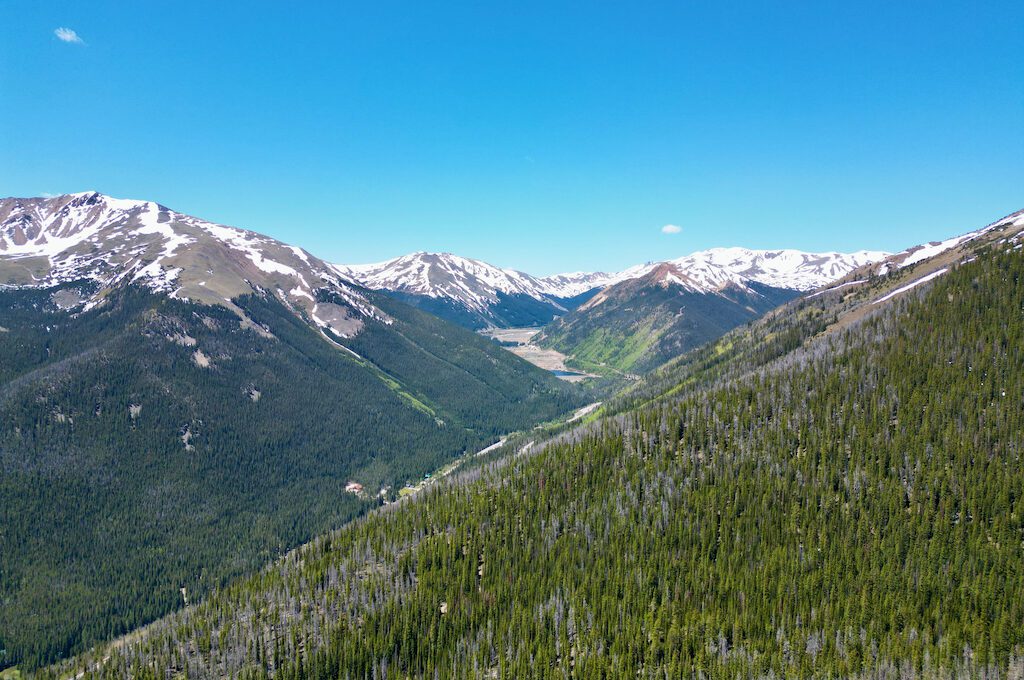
[
  {"left": 534, "top": 247, "right": 888, "bottom": 373},
  {"left": 6, "top": 192, "right": 1010, "bottom": 383},
  {"left": 4, "top": 192, "right": 1022, "bottom": 676},
  {"left": 40, "top": 206, "right": 1024, "bottom": 680},
  {"left": 2, "top": 192, "right": 891, "bottom": 381},
  {"left": 1, "top": 192, "right": 878, "bottom": 344},
  {"left": 335, "top": 252, "right": 611, "bottom": 329},
  {"left": 335, "top": 247, "right": 887, "bottom": 331}
]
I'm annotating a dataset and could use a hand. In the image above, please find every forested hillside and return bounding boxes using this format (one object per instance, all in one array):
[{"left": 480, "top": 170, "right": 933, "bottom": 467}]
[
  {"left": 0, "top": 282, "right": 577, "bottom": 671},
  {"left": 50, "top": 242, "right": 1024, "bottom": 678}
]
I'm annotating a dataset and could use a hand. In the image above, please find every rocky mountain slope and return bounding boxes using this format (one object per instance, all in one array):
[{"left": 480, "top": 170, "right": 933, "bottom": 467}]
[{"left": 0, "top": 191, "right": 377, "bottom": 337}]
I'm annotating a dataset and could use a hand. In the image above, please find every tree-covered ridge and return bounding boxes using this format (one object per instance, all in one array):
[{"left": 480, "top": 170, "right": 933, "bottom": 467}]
[
  {"left": 0, "top": 284, "right": 577, "bottom": 671},
  {"left": 52, "top": 245, "right": 1024, "bottom": 678}
]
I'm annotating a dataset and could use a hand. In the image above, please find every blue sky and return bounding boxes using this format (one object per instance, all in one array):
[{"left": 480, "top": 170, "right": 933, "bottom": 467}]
[{"left": 2, "top": 1, "right": 1021, "bottom": 275}]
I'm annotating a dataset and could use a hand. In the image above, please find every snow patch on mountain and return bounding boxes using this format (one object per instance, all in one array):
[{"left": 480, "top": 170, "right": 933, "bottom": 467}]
[
  {"left": 873, "top": 268, "right": 950, "bottom": 304},
  {"left": 134, "top": 202, "right": 194, "bottom": 260},
  {"left": 533, "top": 271, "right": 626, "bottom": 298},
  {"left": 0, "top": 192, "right": 389, "bottom": 335},
  {"left": 889, "top": 210, "right": 1024, "bottom": 272},
  {"left": 198, "top": 222, "right": 300, "bottom": 277},
  {"left": 665, "top": 248, "right": 889, "bottom": 292},
  {"left": 339, "top": 248, "right": 888, "bottom": 312},
  {"left": 337, "top": 252, "right": 564, "bottom": 314}
]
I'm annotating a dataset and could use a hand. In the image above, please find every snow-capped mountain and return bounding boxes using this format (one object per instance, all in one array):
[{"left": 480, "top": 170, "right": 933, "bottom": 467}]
[
  {"left": 540, "top": 211, "right": 1024, "bottom": 376},
  {"left": 660, "top": 247, "right": 888, "bottom": 292},
  {"left": 337, "top": 247, "right": 888, "bottom": 330},
  {"left": 556, "top": 249, "right": 889, "bottom": 300},
  {"left": 531, "top": 248, "right": 885, "bottom": 374},
  {"left": 535, "top": 266, "right": 653, "bottom": 298},
  {"left": 336, "top": 251, "right": 641, "bottom": 307},
  {"left": 1, "top": 193, "right": 892, "bottom": 339},
  {"left": 565, "top": 248, "right": 889, "bottom": 299},
  {"left": 336, "top": 252, "right": 558, "bottom": 313},
  {"left": 0, "top": 192, "right": 382, "bottom": 337},
  {"left": 334, "top": 252, "right": 617, "bottom": 329}
]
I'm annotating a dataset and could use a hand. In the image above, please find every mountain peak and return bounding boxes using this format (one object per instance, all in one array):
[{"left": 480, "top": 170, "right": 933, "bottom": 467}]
[
  {"left": 336, "top": 251, "right": 553, "bottom": 314},
  {"left": 0, "top": 192, "right": 386, "bottom": 338},
  {"left": 667, "top": 247, "right": 890, "bottom": 292}
]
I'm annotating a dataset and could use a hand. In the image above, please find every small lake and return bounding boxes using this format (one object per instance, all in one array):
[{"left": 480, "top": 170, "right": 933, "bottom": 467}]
[{"left": 550, "top": 369, "right": 587, "bottom": 377}]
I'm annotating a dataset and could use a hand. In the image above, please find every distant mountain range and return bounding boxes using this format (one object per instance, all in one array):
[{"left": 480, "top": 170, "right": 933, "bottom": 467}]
[
  {"left": 335, "top": 246, "right": 888, "bottom": 319},
  {"left": 5, "top": 192, "right": 984, "bottom": 380},
  {"left": 338, "top": 247, "right": 888, "bottom": 372},
  {"left": 334, "top": 253, "right": 632, "bottom": 329},
  {"left": 334, "top": 215, "right": 1024, "bottom": 376},
  {"left": 534, "top": 248, "right": 889, "bottom": 373},
  {"left": 0, "top": 193, "right": 883, "bottom": 339}
]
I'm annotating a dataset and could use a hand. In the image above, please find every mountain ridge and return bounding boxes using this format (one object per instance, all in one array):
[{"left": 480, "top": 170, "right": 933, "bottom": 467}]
[
  {"left": 0, "top": 192, "right": 382, "bottom": 338},
  {"left": 337, "top": 247, "right": 887, "bottom": 331},
  {"left": 535, "top": 211, "right": 1024, "bottom": 376}
]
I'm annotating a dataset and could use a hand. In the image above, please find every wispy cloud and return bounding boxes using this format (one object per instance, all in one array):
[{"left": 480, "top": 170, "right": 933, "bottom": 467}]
[
  {"left": 54, "top": 27, "right": 84, "bottom": 44},
  {"left": 661, "top": 224, "right": 682, "bottom": 234}
]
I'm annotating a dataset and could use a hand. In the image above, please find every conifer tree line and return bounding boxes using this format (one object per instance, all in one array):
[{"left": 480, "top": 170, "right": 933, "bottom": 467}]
[{"left": 43, "top": 245, "right": 1024, "bottom": 678}]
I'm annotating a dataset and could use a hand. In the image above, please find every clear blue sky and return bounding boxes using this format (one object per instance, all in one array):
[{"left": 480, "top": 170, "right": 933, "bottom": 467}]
[{"left": 2, "top": 1, "right": 1021, "bottom": 275}]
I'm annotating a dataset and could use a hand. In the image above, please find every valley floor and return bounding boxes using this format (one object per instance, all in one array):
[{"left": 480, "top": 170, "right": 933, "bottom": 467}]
[{"left": 480, "top": 327, "right": 597, "bottom": 382}]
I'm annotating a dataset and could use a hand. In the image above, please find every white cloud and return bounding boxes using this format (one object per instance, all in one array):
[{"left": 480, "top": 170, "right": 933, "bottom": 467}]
[
  {"left": 54, "top": 27, "right": 84, "bottom": 44},
  {"left": 661, "top": 224, "right": 682, "bottom": 234}
]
